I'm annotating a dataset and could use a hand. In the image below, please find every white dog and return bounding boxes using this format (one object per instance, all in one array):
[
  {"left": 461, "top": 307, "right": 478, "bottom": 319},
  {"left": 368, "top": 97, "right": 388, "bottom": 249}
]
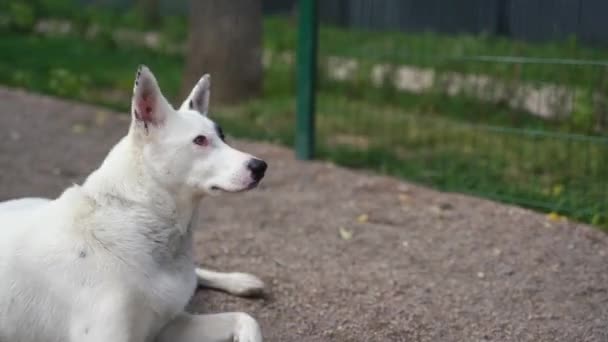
[{"left": 0, "top": 66, "right": 267, "bottom": 342}]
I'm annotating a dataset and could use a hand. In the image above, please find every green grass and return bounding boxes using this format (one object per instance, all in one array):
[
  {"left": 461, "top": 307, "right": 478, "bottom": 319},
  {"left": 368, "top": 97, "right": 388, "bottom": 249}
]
[
  {"left": 5, "top": 1, "right": 608, "bottom": 88},
  {"left": 267, "top": 16, "right": 608, "bottom": 63},
  {"left": 265, "top": 17, "right": 608, "bottom": 136},
  {"left": 0, "top": 34, "right": 183, "bottom": 109},
  {"left": 265, "top": 16, "right": 608, "bottom": 88},
  {"left": 1, "top": 19, "right": 607, "bottom": 228},
  {"left": 220, "top": 92, "right": 608, "bottom": 226},
  {"left": 4, "top": 7, "right": 606, "bottom": 132}
]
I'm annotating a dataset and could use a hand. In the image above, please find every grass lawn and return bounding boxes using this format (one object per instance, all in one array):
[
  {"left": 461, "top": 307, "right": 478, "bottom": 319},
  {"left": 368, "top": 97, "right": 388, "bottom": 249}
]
[
  {"left": 0, "top": 34, "right": 183, "bottom": 109},
  {"left": 265, "top": 17, "right": 608, "bottom": 89},
  {"left": 0, "top": 18, "right": 607, "bottom": 228}
]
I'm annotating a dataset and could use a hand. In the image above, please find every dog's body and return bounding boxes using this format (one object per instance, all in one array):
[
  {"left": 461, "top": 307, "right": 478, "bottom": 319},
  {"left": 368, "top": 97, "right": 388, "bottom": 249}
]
[{"left": 0, "top": 66, "right": 266, "bottom": 342}]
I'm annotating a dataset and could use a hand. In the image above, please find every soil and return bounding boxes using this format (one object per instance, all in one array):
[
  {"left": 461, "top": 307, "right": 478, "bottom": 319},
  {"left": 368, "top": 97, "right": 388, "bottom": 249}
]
[{"left": 1, "top": 87, "right": 607, "bottom": 341}]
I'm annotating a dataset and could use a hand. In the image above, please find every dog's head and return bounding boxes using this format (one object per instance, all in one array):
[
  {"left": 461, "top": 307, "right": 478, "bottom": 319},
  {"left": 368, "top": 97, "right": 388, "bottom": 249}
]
[{"left": 128, "top": 65, "right": 267, "bottom": 197}]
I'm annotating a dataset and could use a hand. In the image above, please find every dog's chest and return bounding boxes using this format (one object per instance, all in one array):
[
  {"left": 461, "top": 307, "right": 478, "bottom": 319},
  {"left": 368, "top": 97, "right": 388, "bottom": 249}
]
[
  {"left": 100, "top": 208, "right": 198, "bottom": 314},
  {"left": 145, "top": 258, "right": 197, "bottom": 316},
  {"left": 147, "top": 230, "right": 197, "bottom": 312},
  {"left": 114, "top": 258, "right": 196, "bottom": 342}
]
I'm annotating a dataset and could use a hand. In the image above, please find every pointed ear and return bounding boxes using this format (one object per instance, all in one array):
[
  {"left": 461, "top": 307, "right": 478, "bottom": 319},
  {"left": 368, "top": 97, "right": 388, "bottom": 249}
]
[
  {"left": 131, "top": 65, "right": 171, "bottom": 127},
  {"left": 180, "top": 74, "right": 210, "bottom": 115}
]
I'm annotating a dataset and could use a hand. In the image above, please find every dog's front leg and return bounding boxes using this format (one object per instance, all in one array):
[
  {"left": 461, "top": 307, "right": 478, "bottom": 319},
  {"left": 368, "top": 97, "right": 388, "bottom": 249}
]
[{"left": 156, "top": 312, "right": 262, "bottom": 342}]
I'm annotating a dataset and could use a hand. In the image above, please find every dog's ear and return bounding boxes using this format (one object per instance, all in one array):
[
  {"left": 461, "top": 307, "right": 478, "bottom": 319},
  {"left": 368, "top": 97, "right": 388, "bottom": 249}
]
[
  {"left": 180, "top": 74, "right": 210, "bottom": 116},
  {"left": 131, "top": 65, "right": 172, "bottom": 127}
]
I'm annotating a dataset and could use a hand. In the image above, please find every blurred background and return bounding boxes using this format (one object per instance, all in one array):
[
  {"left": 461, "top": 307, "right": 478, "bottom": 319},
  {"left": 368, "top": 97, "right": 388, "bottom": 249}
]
[{"left": 1, "top": 0, "right": 607, "bottom": 228}]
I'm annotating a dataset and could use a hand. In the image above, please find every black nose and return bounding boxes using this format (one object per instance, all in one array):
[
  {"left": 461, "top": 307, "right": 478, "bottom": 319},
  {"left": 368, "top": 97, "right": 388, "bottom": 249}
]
[{"left": 247, "top": 159, "right": 267, "bottom": 181}]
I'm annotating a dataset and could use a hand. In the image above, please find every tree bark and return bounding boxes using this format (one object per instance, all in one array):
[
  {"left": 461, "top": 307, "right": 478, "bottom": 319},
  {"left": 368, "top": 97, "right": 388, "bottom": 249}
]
[
  {"left": 181, "top": 0, "right": 263, "bottom": 105},
  {"left": 137, "top": 0, "right": 160, "bottom": 26}
]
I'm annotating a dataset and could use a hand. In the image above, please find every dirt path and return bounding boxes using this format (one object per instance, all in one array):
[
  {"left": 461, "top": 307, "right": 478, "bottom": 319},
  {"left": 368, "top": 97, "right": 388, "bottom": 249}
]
[{"left": 1, "top": 87, "right": 607, "bottom": 341}]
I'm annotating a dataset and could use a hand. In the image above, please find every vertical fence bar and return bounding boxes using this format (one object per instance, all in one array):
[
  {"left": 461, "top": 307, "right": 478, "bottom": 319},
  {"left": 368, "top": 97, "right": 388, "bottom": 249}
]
[{"left": 296, "top": 0, "right": 318, "bottom": 160}]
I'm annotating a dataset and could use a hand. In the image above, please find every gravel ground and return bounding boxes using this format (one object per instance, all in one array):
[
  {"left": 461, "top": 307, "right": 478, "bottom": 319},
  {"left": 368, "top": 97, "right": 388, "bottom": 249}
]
[{"left": 1, "top": 87, "right": 607, "bottom": 341}]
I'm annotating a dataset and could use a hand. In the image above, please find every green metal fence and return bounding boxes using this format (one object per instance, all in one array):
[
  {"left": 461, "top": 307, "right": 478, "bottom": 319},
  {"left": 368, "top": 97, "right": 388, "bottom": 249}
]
[
  {"left": 1, "top": 0, "right": 606, "bottom": 227},
  {"left": 296, "top": 0, "right": 608, "bottom": 227}
]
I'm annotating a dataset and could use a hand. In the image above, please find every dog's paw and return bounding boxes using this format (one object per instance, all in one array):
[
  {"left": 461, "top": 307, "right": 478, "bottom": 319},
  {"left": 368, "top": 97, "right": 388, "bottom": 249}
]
[
  {"left": 225, "top": 272, "right": 265, "bottom": 297},
  {"left": 234, "top": 313, "right": 263, "bottom": 342}
]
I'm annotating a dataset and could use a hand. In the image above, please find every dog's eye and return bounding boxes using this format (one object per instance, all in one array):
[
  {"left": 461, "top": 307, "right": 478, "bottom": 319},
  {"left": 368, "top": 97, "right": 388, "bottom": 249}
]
[{"left": 193, "top": 135, "right": 208, "bottom": 146}]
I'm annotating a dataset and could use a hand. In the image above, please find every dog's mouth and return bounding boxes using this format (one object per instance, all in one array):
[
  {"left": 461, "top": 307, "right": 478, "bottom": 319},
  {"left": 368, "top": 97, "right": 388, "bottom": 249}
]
[{"left": 210, "top": 181, "right": 259, "bottom": 193}]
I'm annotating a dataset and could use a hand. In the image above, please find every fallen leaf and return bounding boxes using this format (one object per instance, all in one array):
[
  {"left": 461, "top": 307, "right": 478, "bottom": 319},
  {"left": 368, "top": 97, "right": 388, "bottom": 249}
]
[
  {"left": 397, "top": 184, "right": 410, "bottom": 192},
  {"left": 547, "top": 212, "right": 566, "bottom": 222},
  {"left": 71, "top": 123, "right": 87, "bottom": 134},
  {"left": 430, "top": 206, "right": 443, "bottom": 215},
  {"left": 356, "top": 214, "right": 369, "bottom": 223},
  {"left": 94, "top": 111, "right": 108, "bottom": 126},
  {"left": 339, "top": 227, "right": 353, "bottom": 240},
  {"left": 398, "top": 193, "right": 411, "bottom": 203}
]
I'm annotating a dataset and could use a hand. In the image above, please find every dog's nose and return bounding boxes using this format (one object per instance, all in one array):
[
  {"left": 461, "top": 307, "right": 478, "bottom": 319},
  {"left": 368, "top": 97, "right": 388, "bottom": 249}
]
[{"left": 247, "top": 159, "right": 267, "bottom": 181}]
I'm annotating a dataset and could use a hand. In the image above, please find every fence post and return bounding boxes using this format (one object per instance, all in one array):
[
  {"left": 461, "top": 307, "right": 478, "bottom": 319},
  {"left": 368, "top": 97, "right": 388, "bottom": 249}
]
[{"left": 296, "top": 0, "right": 318, "bottom": 160}]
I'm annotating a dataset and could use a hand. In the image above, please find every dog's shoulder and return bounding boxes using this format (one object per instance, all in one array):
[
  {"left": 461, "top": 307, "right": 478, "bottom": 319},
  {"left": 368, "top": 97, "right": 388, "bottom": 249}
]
[{"left": 38, "top": 185, "right": 105, "bottom": 235}]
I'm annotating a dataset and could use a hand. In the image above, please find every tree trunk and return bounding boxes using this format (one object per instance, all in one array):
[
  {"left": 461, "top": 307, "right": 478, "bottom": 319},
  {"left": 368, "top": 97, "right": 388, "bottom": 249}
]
[
  {"left": 181, "top": 0, "right": 263, "bottom": 105},
  {"left": 137, "top": 0, "right": 160, "bottom": 26}
]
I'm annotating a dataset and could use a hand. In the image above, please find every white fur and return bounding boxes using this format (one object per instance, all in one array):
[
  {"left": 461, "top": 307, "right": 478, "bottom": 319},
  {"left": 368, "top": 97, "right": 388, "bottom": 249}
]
[
  {"left": 0, "top": 66, "right": 266, "bottom": 342},
  {"left": 195, "top": 269, "right": 265, "bottom": 297}
]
